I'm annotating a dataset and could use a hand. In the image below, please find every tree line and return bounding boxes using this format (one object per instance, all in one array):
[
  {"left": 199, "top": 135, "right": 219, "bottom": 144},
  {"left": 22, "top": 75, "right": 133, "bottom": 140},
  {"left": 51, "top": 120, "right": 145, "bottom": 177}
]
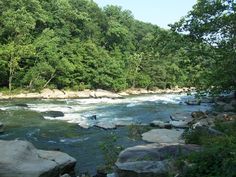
[{"left": 0, "top": 0, "right": 234, "bottom": 94}]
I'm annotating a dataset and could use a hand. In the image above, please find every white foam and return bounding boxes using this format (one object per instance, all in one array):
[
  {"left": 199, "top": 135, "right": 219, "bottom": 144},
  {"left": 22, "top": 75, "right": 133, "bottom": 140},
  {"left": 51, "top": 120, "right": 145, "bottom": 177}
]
[{"left": 0, "top": 93, "right": 191, "bottom": 128}]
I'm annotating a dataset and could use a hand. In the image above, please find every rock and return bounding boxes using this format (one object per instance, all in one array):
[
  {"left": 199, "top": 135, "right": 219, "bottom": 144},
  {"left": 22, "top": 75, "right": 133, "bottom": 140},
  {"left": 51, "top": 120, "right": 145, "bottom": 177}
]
[
  {"left": 115, "top": 144, "right": 201, "bottom": 177},
  {"left": 0, "top": 122, "right": 4, "bottom": 133},
  {"left": 118, "top": 92, "right": 130, "bottom": 96},
  {"left": 200, "top": 98, "right": 214, "bottom": 103},
  {"left": 95, "top": 122, "right": 116, "bottom": 130},
  {"left": 150, "top": 120, "right": 172, "bottom": 129},
  {"left": 106, "top": 173, "right": 117, "bottom": 177},
  {"left": 185, "top": 100, "right": 201, "bottom": 105},
  {"left": 77, "top": 90, "right": 92, "bottom": 98},
  {"left": 189, "top": 126, "right": 224, "bottom": 136},
  {"left": 169, "top": 120, "right": 189, "bottom": 128},
  {"left": 60, "top": 174, "right": 71, "bottom": 177},
  {"left": 0, "top": 140, "right": 76, "bottom": 177},
  {"left": 15, "top": 103, "right": 28, "bottom": 107},
  {"left": 42, "top": 111, "right": 64, "bottom": 118},
  {"left": 40, "top": 88, "right": 54, "bottom": 98},
  {"left": 93, "top": 89, "right": 122, "bottom": 98},
  {"left": 191, "top": 111, "right": 207, "bottom": 119},
  {"left": 95, "top": 167, "right": 107, "bottom": 177},
  {"left": 40, "top": 89, "right": 66, "bottom": 99},
  {"left": 37, "top": 150, "right": 76, "bottom": 175},
  {"left": 142, "top": 129, "right": 184, "bottom": 144}
]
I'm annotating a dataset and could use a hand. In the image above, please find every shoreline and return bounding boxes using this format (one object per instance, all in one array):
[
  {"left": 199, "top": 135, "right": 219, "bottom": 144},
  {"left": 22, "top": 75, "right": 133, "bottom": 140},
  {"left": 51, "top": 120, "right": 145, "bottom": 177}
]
[{"left": 0, "top": 87, "right": 195, "bottom": 100}]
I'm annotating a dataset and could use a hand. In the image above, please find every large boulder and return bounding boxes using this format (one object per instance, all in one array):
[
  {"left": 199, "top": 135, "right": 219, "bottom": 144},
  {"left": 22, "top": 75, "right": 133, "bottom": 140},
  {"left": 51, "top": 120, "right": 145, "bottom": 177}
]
[
  {"left": 115, "top": 144, "right": 201, "bottom": 177},
  {"left": 0, "top": 140, "right": 76, "bottom": 177},
  {"left": 142, "top": 129, "right": 184, "bottom": 144}
]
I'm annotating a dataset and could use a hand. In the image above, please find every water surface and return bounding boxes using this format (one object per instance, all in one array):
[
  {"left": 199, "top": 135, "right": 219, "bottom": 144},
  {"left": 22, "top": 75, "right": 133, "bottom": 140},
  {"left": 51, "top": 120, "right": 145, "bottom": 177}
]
[{"left": 0, "top": 93, "right": 211, "bottom": 175}]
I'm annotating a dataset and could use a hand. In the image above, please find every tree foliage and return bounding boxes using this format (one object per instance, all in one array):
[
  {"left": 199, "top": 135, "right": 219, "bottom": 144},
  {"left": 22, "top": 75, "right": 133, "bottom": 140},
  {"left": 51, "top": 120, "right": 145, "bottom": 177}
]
[
  {"left": 0, "top": 0, "right": 233, "bottom": 93},
  {"left": 171, "top": 0, "right": 236, "bottom": 93}
]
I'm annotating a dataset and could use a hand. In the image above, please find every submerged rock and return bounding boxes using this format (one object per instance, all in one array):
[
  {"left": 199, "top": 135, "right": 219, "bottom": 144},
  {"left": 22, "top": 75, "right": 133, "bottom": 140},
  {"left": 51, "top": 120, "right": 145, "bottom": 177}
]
[
  {"left": 14, "top": 103, "right": 29, "bottom": 107},
  {"left": 142, "top": 129, "right": 184, "bottom": 144},
  {"left": 115, "top": 143, "right": 201, "bottom": 177},
  {"left": 0, "top": 140, "right": 76, "bottom": 177},
  {"left": 42, "top": 111, "right": 64, "bottom": 118}
]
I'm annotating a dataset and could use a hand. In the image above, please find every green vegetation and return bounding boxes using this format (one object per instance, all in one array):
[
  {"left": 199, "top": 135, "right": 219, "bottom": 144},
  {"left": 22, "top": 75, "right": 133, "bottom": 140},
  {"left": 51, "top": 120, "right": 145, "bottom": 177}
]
[
  {"left": 178, "top": 121, "right": 236, "bottom": 177},
  {"left": 99, "top": 133, "right": 123, "bottom": 172},
  {"left": 171, "top": 0, "right": 236, "bottom": 94},
  {"left": 128, "top": 124, "right": 152, "bottom": 140},
  {"left": 0, "top": 0, "right": 225, "bottom": 93}
]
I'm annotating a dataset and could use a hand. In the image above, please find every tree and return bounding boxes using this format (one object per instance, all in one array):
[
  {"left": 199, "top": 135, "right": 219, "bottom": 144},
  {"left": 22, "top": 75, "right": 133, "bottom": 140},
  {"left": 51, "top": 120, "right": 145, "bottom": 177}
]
[{"left": 171, "top": 0, "right": 236, "bottom": 93}]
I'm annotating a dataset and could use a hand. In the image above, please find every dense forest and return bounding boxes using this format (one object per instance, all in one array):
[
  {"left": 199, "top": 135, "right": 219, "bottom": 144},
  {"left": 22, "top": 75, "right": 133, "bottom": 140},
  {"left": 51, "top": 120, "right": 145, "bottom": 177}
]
[{"left": 0, "top": 0, "right": 235, "bottom": 94}]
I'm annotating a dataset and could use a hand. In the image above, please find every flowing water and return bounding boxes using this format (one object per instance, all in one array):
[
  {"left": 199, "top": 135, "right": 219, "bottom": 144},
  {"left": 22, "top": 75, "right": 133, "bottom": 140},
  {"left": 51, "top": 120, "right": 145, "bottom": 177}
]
[{"left": 0, "top": 93, "right": 212, "bottom": 175}]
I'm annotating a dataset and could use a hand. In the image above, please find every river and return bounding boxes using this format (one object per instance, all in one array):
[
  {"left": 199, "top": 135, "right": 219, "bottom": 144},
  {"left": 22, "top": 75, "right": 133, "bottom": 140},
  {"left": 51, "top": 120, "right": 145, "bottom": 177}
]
[{"left": 0, "top": 93, "right": 211, "bottom": 175}]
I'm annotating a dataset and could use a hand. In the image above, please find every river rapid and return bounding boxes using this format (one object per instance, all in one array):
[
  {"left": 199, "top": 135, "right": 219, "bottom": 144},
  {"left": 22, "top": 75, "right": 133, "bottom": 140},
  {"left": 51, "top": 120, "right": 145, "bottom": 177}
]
[{"left": 0, "top": 93, "right": 212, "bottom": 175}]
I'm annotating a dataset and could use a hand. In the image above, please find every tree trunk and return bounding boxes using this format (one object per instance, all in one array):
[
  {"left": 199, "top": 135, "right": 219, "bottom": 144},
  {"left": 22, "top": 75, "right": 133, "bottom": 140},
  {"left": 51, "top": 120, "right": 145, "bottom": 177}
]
[
  {"left": 9, "top": 75, "right": 12, "bottom": 93},
  {"left": 43, "top": 73, "right": 56, "bottom": 88}
]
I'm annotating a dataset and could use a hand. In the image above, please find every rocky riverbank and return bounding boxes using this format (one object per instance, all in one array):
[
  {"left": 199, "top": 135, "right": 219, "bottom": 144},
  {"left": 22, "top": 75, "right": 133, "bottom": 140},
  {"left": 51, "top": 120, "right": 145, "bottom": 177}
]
[
  {"left": 0, "top": 140, "right": 76, "bottom": 177},
  {"left": 0, "top": 87, "right": 194, "bottom": 100},
  {"left": 108, "top": 95, "right": 236, "bottom": 177}
]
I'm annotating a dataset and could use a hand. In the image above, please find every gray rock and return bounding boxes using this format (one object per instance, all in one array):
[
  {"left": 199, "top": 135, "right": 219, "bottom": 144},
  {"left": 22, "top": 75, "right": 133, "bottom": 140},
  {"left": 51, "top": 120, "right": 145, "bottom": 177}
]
[
  {"left": 142, "top": 129, "right": 184, "bottom": 144},
  {"left": 0, "top": 140, "right": 76, "bottom": 177},
  {"left": 60, "top": 174, "right": 71, "bottom": 177},
  {"left": 191, "top": 118, "right": 215, "bottom": 128},
  {"left": 107, "top": 173, "right": 117, "bottom": 177},
  {"left": 93, "top": 89, "right": 122, "bottom": 98},
  {"left": 115, "top": 144, "right": 201, "bottom": 177},
  {"left": 150, "top": 120, "right": 172, "bottom": 129},
  {"left": 95, "top": 122, "right": 116, "bottom": 130},
  {"left": 188, "top": 126, "right": 224, "bottom": 136},
  {"left": 169, "top": 120, "right": 189, "bottom": 128},
  {"left": 42, "top": 111, "right": 64, "bottom": 118},
  {"left": 185, "top": 100, "right": 201, "bottom": 105}
]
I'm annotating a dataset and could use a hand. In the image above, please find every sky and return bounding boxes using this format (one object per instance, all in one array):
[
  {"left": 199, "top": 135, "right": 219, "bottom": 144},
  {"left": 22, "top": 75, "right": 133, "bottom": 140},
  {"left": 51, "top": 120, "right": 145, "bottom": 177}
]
[{"left": 93, "top": 0, "right": 197, "bottom": 29}]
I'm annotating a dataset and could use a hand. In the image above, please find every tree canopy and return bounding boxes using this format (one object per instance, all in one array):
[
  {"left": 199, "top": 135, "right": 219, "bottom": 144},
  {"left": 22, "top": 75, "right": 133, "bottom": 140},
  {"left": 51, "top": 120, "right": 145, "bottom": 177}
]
[
  {"left": 171, "top": 0, "right": 236, "bottom": 94},
  {"left": 0, "top": 0, "right": 234, "bottom": 93}
]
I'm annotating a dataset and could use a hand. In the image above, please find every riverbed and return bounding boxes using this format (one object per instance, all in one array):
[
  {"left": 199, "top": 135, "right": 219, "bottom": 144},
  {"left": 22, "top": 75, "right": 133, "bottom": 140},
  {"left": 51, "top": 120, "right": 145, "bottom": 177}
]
[{"left": 0, "top": 93, "right": 212, "bottom": 175}]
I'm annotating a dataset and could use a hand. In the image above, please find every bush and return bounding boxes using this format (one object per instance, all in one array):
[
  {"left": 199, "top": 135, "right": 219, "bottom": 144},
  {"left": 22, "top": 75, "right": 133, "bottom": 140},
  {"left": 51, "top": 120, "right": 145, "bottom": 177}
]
[
  {"left": 181, "top": 136, "right": 236, "bottom": 177},
  {"left": 179, "top": 121, "right": 236, "bottom": 177},
  {"left": 99, "top": 134, "right": 123, "bottom": 172},
  {"left": 128, "top": 124, "right": 152, "bottom": 140}
]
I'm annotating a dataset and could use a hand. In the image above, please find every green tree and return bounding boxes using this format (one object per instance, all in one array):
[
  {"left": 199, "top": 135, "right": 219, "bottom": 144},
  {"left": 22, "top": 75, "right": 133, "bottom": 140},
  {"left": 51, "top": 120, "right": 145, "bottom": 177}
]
[{"left": 171, "top": 0, "right": 236, "bottom": 93}]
